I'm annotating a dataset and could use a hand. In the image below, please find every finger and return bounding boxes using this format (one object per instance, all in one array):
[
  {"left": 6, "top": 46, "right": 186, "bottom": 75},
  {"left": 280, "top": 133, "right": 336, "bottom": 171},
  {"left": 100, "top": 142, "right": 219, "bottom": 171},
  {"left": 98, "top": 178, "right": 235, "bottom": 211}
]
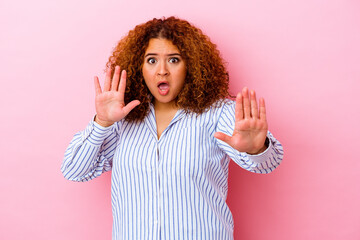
[
  {"left": 235, "top": 92, "right": 243, "bottom": 122},
  {"left": 259, "top": 97, "right": 266, "bottom": 121},
  {"left": 118, "top": 70, "right": 127, "bottom": 100},
  {"left": 111, "top": 66, "right": 121, "bottom": 91},
  {"left": 214, "top": 132, "right": 233, "bottom": 144},
  {"left": 104, "top": 67, "right": 112, "bottom": 92},
  {"left": 122, "top": 100, "right": 140, "bottom": 116},
  {"left": 94, "top": 76, "right": 102, "bottom": 96},
  {"left": 250, "top": 90, "right": 259, "bottom": 118},
  {"left": 242, "top": 87, "right": 251, "bottom": 119}
]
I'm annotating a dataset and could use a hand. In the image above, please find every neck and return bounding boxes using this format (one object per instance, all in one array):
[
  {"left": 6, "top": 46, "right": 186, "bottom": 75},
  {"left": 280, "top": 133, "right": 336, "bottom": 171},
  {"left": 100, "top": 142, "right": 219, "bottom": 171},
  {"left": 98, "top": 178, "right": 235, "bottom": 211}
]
[{"left": 154, "top": 100, "right": 178, "bottom": 112}]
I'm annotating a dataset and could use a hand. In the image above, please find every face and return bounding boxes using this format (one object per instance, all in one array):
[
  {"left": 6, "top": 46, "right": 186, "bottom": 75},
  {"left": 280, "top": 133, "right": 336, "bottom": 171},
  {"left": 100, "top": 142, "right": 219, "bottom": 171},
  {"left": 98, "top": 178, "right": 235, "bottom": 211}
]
[{"left": 142, "top": 38, "right": 186, "bottom": 108}]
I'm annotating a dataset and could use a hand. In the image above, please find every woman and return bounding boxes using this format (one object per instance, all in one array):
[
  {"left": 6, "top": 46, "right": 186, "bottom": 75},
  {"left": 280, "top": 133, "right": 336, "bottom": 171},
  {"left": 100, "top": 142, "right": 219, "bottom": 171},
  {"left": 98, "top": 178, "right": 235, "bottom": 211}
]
[{"left": 62, "top": 16, "right": 283, "bottom": 240}]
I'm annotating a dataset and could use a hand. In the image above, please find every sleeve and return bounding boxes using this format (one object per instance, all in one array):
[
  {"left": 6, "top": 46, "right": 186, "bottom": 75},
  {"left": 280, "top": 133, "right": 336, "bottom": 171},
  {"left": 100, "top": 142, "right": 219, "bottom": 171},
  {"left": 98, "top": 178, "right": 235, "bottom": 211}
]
[
  {"left": 215, "top": 101, "right": 284, "bottom": 174},
  {"left": 61, "top": 118, "right": 120, "bottom": 182}
]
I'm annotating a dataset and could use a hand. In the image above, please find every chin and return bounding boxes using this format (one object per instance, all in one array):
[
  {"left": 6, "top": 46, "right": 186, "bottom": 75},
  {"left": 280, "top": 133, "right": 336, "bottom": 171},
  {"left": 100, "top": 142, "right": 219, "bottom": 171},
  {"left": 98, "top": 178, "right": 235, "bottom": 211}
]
[{"left": 154, "top": 96, "right": 177, "bottom": 105}]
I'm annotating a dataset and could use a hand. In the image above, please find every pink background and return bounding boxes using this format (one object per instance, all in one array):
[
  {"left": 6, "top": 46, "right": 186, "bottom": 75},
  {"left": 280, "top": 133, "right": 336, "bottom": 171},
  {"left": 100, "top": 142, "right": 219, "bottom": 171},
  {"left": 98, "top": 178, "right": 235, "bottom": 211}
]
[{"left": 1, "top": 0, "right": 359, "bottom": 239}]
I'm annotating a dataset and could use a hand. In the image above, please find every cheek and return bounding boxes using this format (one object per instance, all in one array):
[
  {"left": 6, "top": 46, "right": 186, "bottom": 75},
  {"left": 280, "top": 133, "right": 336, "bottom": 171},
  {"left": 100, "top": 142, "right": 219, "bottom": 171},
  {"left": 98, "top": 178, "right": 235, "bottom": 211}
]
[
  {"left": 143, "top": 78, "right": 153, "bottom": 90},
  {"left": 142, "top": 67, "right": 153, "bottom": 84}
]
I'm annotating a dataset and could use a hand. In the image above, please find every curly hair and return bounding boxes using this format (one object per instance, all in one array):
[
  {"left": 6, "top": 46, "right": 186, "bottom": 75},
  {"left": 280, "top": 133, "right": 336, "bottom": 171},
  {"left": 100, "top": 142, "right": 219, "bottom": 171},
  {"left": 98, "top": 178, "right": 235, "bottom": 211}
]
[{"left": 106, "top": 16, "right": 232, "bottom": 122}]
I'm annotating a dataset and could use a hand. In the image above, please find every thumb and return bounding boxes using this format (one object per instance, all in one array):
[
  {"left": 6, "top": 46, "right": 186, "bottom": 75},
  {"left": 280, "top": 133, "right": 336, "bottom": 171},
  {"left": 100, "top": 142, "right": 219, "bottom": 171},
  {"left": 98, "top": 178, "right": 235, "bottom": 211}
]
[
  {"left": 214, "top": 132, "right": 232, "bottom": 144},
  {"left": 122, "top": 100, "right": 141, "bottom": 116}
]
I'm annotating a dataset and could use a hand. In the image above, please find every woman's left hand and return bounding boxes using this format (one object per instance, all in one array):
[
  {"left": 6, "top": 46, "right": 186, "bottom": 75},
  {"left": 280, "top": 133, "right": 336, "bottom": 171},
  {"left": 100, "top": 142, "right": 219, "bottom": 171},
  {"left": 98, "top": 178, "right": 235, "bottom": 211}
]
[{"left": 214, "top": 87, "right": 268, "bottom": 155}]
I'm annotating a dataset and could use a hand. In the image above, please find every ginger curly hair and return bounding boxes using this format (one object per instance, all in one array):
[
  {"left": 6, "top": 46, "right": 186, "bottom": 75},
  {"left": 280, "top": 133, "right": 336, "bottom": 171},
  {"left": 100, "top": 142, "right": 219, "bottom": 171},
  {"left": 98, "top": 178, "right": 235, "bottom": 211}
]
[{"left": 106, "top": 16, "right": 232, "bottom": 122}]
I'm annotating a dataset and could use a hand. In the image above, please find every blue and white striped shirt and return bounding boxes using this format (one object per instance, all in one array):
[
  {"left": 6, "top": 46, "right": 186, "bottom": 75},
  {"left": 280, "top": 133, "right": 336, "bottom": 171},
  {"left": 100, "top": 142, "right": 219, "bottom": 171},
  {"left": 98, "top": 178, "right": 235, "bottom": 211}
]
[{"left": 62, "top": 100, "right": 283, "bottom": 240}]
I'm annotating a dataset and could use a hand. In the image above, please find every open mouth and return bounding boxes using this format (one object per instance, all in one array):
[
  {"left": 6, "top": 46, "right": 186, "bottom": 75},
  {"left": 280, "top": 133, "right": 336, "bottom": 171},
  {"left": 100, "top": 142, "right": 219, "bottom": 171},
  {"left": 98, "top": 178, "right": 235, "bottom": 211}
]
[
  {"left": 158, "top": 82, "right": 169, "bottom": 90},
  {"left": 157, "top": 82, "right": 170, "bottom": 95}
]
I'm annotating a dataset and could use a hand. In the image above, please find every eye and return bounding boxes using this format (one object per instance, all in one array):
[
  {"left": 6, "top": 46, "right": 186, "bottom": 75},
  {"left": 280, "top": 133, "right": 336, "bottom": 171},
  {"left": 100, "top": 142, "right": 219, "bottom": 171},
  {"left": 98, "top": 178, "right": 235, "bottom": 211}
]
[
  {"left": 169, "top": 57, "right": 180, "bottom": 63},
  {"left": 147, "top": 58, "right": 157, "bottom": 64}
]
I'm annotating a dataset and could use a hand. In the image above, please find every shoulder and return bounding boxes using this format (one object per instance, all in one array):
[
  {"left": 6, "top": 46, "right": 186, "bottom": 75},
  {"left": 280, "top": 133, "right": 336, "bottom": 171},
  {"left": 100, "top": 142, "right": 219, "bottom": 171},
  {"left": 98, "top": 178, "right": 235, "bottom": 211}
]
[
  {"left": 188, "top": 98, "right": 235, "bottom": 125},
  {"left": 207, "top": 98, "right": 235, "bottom": 117}
]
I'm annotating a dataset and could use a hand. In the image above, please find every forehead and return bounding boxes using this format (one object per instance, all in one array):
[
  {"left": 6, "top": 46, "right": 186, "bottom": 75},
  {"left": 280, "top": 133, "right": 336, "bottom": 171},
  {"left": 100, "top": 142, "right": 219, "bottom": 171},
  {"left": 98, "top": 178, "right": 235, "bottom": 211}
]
[{"left": 145, "top": 38, "right": 180, "bottom": 54}]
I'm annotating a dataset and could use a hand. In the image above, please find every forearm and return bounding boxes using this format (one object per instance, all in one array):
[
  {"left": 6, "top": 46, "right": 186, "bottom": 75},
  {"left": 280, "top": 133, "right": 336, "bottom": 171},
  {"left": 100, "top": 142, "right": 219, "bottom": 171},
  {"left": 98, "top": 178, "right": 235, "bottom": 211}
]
[
  {"left": 218, "top": 131, "right": 283, "bottom": 174},
  {"left": 61, "top": 119, "right": 117, "bottom": 181},
  {"left": 243, "top": 131, "right": 283, "bottom": 174}
]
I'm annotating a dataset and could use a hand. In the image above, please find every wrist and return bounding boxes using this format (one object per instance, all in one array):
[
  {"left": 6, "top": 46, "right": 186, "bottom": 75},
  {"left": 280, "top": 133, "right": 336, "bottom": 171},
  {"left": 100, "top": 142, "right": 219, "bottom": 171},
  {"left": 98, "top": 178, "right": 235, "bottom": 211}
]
[
  {"left": 94, "top": 115, "right": 114, "bottom": 127},
  {"left": 247, "top": 137, "right": 269, "bottom": 155}
]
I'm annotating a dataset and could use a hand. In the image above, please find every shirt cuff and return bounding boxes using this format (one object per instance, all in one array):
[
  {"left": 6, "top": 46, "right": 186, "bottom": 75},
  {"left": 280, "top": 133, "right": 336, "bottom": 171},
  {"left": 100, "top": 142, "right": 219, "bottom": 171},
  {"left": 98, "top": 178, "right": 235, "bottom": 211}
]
[
  {"left": 82, "top": 116, "right": 114, "bottom": 145},
  {"left": 245, "top": 137, "right": 272, "bottom": 164}
]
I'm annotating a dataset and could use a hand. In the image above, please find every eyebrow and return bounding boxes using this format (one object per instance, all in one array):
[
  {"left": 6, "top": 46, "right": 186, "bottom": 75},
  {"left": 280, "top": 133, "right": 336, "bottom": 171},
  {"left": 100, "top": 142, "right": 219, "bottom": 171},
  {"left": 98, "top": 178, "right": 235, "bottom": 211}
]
[{"left": 144, "top": 53, "right": 181, "bottom": 58}]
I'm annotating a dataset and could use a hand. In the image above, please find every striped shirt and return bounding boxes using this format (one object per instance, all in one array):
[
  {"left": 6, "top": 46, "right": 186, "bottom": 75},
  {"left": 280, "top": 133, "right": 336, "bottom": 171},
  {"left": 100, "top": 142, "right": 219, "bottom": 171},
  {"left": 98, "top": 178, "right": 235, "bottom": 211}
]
[{"left": 62, "top": 100, "right": 283, "bottom": 240}]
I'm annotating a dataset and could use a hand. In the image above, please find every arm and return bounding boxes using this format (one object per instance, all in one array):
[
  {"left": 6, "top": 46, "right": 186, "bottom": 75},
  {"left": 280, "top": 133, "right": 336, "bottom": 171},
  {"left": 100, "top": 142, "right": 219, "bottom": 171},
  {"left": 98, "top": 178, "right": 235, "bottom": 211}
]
[
  {"left": 61, "top": 66, "right": 140, "bottom": 181},
  {"left": 214, "top": 87, "right": 284, "bottom": 174},
  {"left": 61, "top": 120, "right": 119, "bottom": 181}
]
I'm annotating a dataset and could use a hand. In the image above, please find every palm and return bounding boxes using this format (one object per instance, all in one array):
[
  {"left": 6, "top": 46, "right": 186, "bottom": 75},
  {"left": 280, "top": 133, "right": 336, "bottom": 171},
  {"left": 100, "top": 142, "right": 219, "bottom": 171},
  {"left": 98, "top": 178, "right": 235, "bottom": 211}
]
[
  {"left": 94, "top": 66, "right": 140, "bottom": 126},
  {"left": 215, "top": 87, "right": 268, "bottom": 154},
  {"left": 95, "top": 91, "right": 127, "bottom": 122}
]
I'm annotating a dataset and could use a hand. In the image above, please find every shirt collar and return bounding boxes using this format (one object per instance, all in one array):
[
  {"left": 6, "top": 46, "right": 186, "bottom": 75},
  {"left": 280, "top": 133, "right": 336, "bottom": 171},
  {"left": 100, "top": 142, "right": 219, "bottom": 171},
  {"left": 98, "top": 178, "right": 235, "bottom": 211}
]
[{"left": 144, "top": 103, "right": 186, "bottom": 140}]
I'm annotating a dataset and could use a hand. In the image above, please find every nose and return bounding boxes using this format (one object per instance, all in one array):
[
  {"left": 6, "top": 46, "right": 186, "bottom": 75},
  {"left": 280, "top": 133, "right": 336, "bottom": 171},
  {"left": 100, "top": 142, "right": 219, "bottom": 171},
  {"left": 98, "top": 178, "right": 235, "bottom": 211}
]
[{"left": 157, "top": 60, "right": 169, "bottom": 76}]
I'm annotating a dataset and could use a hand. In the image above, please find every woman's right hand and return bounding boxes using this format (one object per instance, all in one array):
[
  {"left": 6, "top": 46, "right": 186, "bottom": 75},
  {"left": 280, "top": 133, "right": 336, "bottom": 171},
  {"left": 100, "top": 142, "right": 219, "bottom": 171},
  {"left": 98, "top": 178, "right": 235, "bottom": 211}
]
[{"left": 94, "top": 66, "right": 140, "bottom": 127}]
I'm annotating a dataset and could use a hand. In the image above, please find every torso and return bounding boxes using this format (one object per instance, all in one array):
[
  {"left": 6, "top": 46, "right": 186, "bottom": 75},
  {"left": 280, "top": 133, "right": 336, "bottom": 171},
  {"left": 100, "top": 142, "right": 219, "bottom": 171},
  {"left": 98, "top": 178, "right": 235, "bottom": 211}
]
[
  {"left": 155, "top": 107, "right": 178, "bottom": 139},
  {"left": 111, "top": 100, "right": 236, "bottom": 239}
]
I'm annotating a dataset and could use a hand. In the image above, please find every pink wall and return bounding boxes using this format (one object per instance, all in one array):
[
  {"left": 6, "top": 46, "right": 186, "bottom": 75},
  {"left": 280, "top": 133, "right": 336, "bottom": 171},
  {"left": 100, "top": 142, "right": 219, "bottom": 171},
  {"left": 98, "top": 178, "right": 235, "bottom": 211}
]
[{"left": 1, "top": 0, "right": 359, "bottom": 239}]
